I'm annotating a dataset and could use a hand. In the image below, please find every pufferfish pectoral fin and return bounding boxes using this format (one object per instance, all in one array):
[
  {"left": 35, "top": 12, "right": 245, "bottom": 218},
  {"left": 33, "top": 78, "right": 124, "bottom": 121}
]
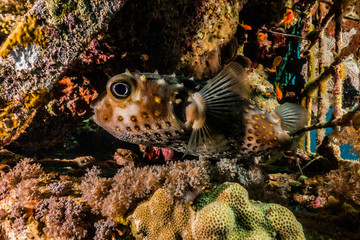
[
  {"left": 186, "top": 124, "right": 226, "bottom": 154},
  {"left": 186, "top": 62, "right": 250, "bottom": 153},
  {"left": 274, "top": 102, "right": 308, "bottom": 135},
  {"left": 199, "top": 62, "right": 250, "bottom": 118}
]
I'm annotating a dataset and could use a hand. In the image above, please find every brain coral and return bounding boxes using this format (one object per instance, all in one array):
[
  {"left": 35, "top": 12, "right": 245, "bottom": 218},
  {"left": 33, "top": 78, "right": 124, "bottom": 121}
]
[{"left": 129, "top": 182, "right": 305, "bottom": 240}]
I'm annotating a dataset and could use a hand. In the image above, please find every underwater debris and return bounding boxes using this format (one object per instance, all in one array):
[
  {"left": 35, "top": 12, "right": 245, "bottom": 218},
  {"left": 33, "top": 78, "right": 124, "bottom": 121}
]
[
  {"left": 129, "top": 182, "right": 305, "bottom": 240},
  {"left": 1, "top": 0, "right": 360, "bottom": 239}
]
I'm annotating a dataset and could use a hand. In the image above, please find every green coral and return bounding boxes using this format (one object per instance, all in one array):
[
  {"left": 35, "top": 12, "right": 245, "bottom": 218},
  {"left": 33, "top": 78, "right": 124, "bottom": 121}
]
[
  {"left": 129, "top": 182, "right": 305, "bottom": 240},
  {"left": 46, "top": 0, "right": 92, "bottom": 26}
]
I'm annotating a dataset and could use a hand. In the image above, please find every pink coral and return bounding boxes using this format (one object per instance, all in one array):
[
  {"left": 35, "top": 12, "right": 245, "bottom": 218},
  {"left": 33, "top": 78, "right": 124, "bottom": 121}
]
[
  {"left": 0, "top": 158, "right": 42, "bottom": 200},
  {"left": 79, "top": 39, "right": 114, "bottom": 65},
  {"left": 318, "top": 161, "right": 360, "bottom": 210},
  {"left": 81, "top": 159, "right": 212, "bottom": 219}
]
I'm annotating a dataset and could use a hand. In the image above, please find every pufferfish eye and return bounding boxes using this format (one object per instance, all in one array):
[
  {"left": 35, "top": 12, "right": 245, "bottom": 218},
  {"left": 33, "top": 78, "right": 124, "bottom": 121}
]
[{"left": 110, "top": 82, "right": 132, "bottom": 99}]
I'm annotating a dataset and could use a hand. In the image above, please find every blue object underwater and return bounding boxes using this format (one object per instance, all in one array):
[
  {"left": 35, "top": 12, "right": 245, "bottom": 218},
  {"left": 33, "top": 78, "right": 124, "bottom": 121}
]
[{"left": 309, "top": 108, "right": 359, "bottom": 160}]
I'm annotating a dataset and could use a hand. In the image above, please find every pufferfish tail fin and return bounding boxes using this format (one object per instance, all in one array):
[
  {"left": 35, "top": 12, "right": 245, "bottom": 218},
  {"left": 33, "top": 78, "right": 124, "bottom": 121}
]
[
  {"left": 186, "top": 62, "right": 250, "bottom": 153},
  {"left": 274, "top": 102, "right": 308, "bottom": 135}
]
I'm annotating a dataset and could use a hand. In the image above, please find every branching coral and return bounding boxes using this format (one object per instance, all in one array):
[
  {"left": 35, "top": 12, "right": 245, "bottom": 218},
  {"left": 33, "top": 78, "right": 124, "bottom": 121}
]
[
  {"left": 129, "top": 182, "right": 305, "bottom": 240},
  {"left": 0, "top": 158, "right": 129, "bottom": 239},
  {"left": 49, "top": 76, "right": 98, "bottom": 117},
  {"left": 35, "top": 197, "right": 90, "bottom": 239},
  {"left": 79, "top": 39, "right": 115, "bottom": 65},
  {"left": 318, "top": 161, "right": 360, "bottom": 211},
  {"left": 93, "top": 218, "right": 116, "bottom": 240},
  {"left": 328, "top": 125, "right": 360, "bottom": 156},
  {"left": 0, "top": 158, "right": 42, "bottom": 200},
  {"left": 81, "top": 159, "right": 212, "bottom": 220}
]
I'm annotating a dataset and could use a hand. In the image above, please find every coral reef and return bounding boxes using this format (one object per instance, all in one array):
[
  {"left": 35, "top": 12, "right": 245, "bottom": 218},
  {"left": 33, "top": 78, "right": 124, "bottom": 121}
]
[
  {"left": 0, "top": 15, "right": 46, "bottom": 58},
  {"left": 0, "top": 158, "right": 130, "bottom": 240},
  {"left": 0, "top": 0, "right": 127, "bottom": 148},
  {"left": 179, "top": 0, "right": 244, "bottom": 78},
  {"left": 1, "top": 0, "right": 360, "bottom": 239},
  {"left": 0, "top": 0, "right": 37, "bottom": 43},
  {"left": 0, "top": 0, "right": 245, "bottom": 153},
  {"left": 81, "top": 159, "right": 211, "bottom": 220},
  {"left": 318, "top": 161, "right": 360, "bottom": 211},
  {"left": 129, "top": 182, "right": 305, "bottom": 240}
]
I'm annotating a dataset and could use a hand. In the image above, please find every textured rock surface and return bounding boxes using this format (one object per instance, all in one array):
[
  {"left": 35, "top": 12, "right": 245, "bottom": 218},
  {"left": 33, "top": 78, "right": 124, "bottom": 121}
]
[
  {"left": 0, "top": 0, "right": 127, "bottom": 149},
  {"left": 0, "top": 0, "right": 245, "bottom": 153}
]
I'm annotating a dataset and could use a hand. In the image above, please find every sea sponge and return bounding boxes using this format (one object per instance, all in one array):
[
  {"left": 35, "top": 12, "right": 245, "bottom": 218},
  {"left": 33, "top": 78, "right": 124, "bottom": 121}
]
[{"left": 129, "top": 182, "right": 305, "bottom": 240}]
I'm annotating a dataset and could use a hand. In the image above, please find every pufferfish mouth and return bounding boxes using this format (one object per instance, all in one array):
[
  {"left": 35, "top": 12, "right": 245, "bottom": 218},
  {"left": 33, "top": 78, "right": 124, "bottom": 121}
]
[{"left": 172, "top": 90, "right": 191, "bottom": 123}]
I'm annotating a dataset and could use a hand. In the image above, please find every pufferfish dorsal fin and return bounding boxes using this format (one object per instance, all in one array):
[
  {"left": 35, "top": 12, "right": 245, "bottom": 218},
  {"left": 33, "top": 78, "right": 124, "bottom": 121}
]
[
  {"left": 186, "top": 62, "right": 249, "bottom": 153},
  {"left": 202, "top": 62, "right": 250, "bottom": 101},
  {"left": 274, "top": 102, "right": 308, "bottom": 135},
  {"left": 199, "top": 62, "right": 249, "bottom": 117}
]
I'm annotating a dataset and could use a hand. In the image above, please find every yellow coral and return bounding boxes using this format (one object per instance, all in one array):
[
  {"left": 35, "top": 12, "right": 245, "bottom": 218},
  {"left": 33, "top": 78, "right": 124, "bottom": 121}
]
[
  {"left": 129, "top": 182, "right": 305, "bottom": 240},
  {"left": 0, "top": 103, "right": 17, "bottom": 137},
  {"left": 129, "top": 188, "right": 193, "bottom": 240},
  {"left": 0, "top": 15, "right": 46, "bottom": 58},
  {"left": 23, "top": 88, "right": 47, "bottom": 109},
  {"left": 180, "top": 0, "right": 241, "bottom": 78}
]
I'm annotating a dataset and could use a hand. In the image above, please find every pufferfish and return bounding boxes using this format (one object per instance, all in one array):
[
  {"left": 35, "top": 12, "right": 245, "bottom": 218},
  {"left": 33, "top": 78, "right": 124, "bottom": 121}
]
[{"left": 92, "top": 62, "right": 307, "bottom": 159}]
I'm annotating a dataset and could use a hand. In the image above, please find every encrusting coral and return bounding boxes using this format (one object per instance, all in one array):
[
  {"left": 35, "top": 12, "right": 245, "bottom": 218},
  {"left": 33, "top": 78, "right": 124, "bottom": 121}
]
[
  {"left": 0, "top": 15, "right": 46, "bottom": 59},
  {"left": 129, "top": 182, "right": 305, "bottom": 240}
]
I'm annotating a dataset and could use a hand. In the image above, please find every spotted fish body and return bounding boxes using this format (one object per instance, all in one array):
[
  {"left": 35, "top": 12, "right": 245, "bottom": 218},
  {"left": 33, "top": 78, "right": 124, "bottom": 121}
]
[{"left": 92, "top": 63, "right": 307, "bottom": 159}]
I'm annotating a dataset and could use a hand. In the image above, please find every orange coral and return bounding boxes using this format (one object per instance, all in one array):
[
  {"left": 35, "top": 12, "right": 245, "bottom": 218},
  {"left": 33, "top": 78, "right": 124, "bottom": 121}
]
[{"left": 52, "top": 76, "right": 98, "bottom": 117}]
